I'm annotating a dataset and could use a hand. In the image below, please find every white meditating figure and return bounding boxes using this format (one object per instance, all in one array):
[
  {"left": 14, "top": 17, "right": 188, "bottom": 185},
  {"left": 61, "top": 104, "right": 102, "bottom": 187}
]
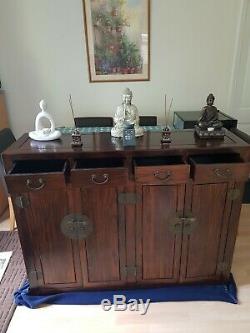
[
  {"left": 29, "top": 100, "right": 61, "bottom": 141},
  {"left": 111, "top": 88, "right": 144, "bottom": 138},
  {"left": 35, "top": 100, "right": 55, "bottom": 135}
]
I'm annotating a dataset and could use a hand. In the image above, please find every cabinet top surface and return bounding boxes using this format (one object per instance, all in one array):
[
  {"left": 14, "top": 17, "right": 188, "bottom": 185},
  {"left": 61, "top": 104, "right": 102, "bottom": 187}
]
[{"left": 3, "top": 129, "right": 250, "bottom": 162}]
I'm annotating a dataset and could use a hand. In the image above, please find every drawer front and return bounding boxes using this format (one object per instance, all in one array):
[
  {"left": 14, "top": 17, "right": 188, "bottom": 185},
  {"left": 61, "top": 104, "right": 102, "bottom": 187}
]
[
  {"left": 71, "top": 168, "right": 128, "bottom": 187},
  {"left": 135, "top": 164, "right": 190, "bottom": 185},
  {"left": 192, "top": 163, "right": 249, "bottom": 183},
  {"left": 5, "top": 173, "right": 66, "bottom": 194}
]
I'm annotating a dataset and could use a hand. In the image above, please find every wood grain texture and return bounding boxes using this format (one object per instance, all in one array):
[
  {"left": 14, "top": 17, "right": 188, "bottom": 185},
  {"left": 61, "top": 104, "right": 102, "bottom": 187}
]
[
  {"left": 79, "top": 186, "right": 126, "bottom": 287},
  {"left": 124, "top": 182, "right": 137, "bottom": 284},
  {"left": 181, "top": 183, "right": 228, "bottom": 281},
  {"left": 2, "top": 130, "right": 250, "bottom": 173},
  {"left": 191, "top": 161, "right": 249, "bottom": 184},
  {"left": 5, "top": 206, "right": 250, "bottom": 333},
  {"left": 12, "top": 189, "right": 83, "bottom": 293},
  {"left": 2, "top": 130, "right": 250, "bottom": 293},
  {"left": 137, "top": 184, "right": 184, "bottom": 283},
  {"left": 222, "top": 182, "right": 246, "bottom": 279},
  {"left": 71, "top": 167, "right": 128, "bottom": 187},
  {"left": 29, "top": 190, "right": 82, "bottom": 287},
  {"left": 5, "top": 172, "right": 66, "bottom": 193},
  {"left": 135, "top": 164, "right": 190, "bottom": 185}
]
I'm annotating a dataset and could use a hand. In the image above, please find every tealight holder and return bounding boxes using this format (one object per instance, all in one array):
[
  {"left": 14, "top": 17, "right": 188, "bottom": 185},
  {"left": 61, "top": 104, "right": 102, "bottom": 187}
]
[{"left": 161, "top": 126, "right": 171, "bottom": 145}]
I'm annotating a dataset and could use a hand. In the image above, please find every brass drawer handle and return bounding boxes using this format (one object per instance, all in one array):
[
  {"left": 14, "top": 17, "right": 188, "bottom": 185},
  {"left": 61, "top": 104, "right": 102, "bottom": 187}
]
[
  {"left": 91, "top": 173, "right": 109, "bottom": 185},
  {"left": 154, "top": 171, "right": 171, "bottom": 181},
  {"left": 26, "top": 178, "right": 46, "bottom": 191},
  {"left": 213, "top": 168, "right": 232, "bottom": 179}
]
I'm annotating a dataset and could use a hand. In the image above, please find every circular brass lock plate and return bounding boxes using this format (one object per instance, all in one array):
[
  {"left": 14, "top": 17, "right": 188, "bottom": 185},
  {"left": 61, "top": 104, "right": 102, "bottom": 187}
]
[{"left": 61, "top": 214, "right": 93, "bottom": 240}]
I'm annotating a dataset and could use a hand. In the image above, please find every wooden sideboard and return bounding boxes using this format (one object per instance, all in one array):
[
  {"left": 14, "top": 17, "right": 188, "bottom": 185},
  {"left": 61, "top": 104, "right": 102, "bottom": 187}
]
[
  {"left": 0, "top": 91, "right": 9, "bottom": 216},
  {"left": 2, "top": 130, "right": 250, "bottom": 295}
]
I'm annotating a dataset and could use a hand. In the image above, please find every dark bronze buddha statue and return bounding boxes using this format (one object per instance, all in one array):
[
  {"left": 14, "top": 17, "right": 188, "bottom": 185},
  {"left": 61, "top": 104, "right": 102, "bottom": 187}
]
[
  {"left": 198, "top": 94, "right": 223, "bottom": 130},
  {"left": 195, "top": 93, "right": 225, "bottom": 139}
]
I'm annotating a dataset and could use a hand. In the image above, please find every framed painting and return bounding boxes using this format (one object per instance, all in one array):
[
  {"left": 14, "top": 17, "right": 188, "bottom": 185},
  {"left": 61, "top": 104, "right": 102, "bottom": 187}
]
[{"left": 83, "top": 0, "right": 150, "bottom": 82}]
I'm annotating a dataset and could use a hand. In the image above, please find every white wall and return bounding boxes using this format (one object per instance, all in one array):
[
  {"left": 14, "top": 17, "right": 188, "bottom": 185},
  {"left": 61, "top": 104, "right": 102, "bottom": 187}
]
[
  {"left": 227, "top": 0, "right": 250, "bottom": 134},
  {"left": 0, "top": 0, "right": 244, "bottom": 137},
  {"left": 238, "top": 1, "right": 250, "bottom": 134},
  {"left": 239, "top": 46, "right": 250, "bottom": 133}
]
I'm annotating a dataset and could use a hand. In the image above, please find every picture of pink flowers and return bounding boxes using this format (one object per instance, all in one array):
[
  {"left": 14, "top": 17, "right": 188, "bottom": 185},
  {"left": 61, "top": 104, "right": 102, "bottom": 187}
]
[{"left": 83, "top": 0, "right": 150, "bottom": 82}]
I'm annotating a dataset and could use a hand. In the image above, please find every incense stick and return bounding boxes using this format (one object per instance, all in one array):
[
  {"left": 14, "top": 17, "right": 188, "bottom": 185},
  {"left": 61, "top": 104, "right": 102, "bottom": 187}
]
[
  {"left": 69, "top": 94, "right": 77, "bottom": 127},
  {"left": 164, "top": 94, "right": 167, "bottom": 125},
  {"left": 164, "top": 95, "right": 173, "bottom": 126},
  {"left": 168, "top": 97, "right": 173, "bottom": 124}
]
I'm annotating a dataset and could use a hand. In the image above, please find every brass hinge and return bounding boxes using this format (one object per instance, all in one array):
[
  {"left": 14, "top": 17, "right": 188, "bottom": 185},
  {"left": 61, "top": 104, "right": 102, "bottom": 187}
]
[
  {"left": 123, "top": 266, "right": 137, "bottom": 277},
  {"left": 14, "top": 196, "right": 30, "bottom": 209},
  {"left": 228, "top": 189, "right": 241, "bottom": 201},
  {"left": 118, "top": 193, "right": 141, "bottom": 205}
]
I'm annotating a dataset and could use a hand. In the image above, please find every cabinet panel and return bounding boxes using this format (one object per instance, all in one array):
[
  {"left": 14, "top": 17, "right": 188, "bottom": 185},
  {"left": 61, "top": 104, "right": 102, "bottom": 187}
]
[
  {"left": 181, "top": 183, "right": 229, "bottom": 281},
  {"left": 71, "top": 167, "right": 128, "bottom": 187},
  {"left": 221, "top": 182, "right": 246, "bottom": 279},
  {"left": 135, "top": 165, "right": 190, "bottom": 185},
  {"left": 14, "top": 189, "right": 82, "bottom": 290},
  {"left": 71, "top": 158, "right": 128, "bottom": 187},
  {"left": 190, "top": 154, "right": 249, "bottom": 184},
  {"left": 79, "top": 187, "right": 126, "bottom": 287},
  {"left": 5, "top": 160, "right": 67, "bottom": 193},
  {"left": 137, "top": 185, "right": 184, "bottom": 283},
  {"left": 134, "top": 156, "right": 190, "bottom": 185}
]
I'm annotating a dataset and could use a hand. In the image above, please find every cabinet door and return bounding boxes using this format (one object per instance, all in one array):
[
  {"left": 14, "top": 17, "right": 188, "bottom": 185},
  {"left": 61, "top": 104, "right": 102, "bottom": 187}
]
[
  {"left": 13, "top": 189, "right": 83, "bottom": 292},
  {"left": 78, "top": 186, "right": 126, "bottom": 288},
  {"left": 136, "top": 184, "right": 185, "bottom": 284},
  {"left": 180, "top": 183, "right": 231, "bottom": 282}
]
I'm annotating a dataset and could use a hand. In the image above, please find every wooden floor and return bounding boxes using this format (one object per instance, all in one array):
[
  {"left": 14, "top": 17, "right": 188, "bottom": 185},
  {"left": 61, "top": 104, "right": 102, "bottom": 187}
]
[{"left": 5, "top": 205, "right": 250, "bottom": 333}]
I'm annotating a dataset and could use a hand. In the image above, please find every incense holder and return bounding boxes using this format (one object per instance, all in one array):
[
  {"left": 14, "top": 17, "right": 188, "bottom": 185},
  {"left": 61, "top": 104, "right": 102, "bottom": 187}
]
[
  {"left": 71, "top": 128, "right": 83, "bottom": 147},
  {"left": 161, "top": 126, "right": 171, "bottom": 144}
]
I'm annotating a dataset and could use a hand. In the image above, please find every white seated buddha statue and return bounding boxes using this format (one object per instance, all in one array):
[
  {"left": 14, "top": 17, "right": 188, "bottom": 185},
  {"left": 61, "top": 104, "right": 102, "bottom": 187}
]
[{"left": 111, "top": 88, "right": 144, "bottom": 138}]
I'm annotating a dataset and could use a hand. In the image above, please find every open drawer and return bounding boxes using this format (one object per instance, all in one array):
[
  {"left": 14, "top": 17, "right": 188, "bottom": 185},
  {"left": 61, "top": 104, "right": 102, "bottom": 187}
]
[
  {"left": 189, "top": 154, "right": 249, "bottom": 183},
  {"left": 134, "top": 156, "right": 190, "bottom": 185},
  {"left": 71, "top": 158, "right": 128, "bottom": 187},
  {"left": 5, "top": 160, "right": 68, "bottom": 194}
]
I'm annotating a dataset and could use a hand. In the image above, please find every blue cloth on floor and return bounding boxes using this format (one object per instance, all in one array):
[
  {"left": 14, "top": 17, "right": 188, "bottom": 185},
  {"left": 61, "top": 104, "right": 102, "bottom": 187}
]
[{"left": 14, "top": 274, "right": 238, "bottom": 309}]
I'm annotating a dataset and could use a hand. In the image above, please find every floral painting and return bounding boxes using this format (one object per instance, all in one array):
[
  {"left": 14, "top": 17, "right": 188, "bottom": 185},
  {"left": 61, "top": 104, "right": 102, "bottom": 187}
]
[{"left": 83, "top": 0, "right": 150, "bottom": 82}]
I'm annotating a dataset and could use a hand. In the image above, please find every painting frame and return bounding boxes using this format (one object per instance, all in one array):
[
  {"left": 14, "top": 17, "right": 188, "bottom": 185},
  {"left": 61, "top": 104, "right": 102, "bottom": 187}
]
[{"left": 82, "top": 0, "right": 150, "bottom": 83}]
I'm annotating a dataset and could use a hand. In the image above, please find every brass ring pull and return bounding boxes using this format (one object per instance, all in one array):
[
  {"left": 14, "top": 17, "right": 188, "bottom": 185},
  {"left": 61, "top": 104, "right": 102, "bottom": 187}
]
[
  {"left": 213, "top": 168, "right": 232, "bottom": 178},
  {"left": 91, "top": 173, "right": 109, "bottom": 185},
  {"left": 154, "top": 171, "right": 171, "bottom": 181},
  {"left": 26, "top": 178, "right": 46, "bottom": 191}
]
